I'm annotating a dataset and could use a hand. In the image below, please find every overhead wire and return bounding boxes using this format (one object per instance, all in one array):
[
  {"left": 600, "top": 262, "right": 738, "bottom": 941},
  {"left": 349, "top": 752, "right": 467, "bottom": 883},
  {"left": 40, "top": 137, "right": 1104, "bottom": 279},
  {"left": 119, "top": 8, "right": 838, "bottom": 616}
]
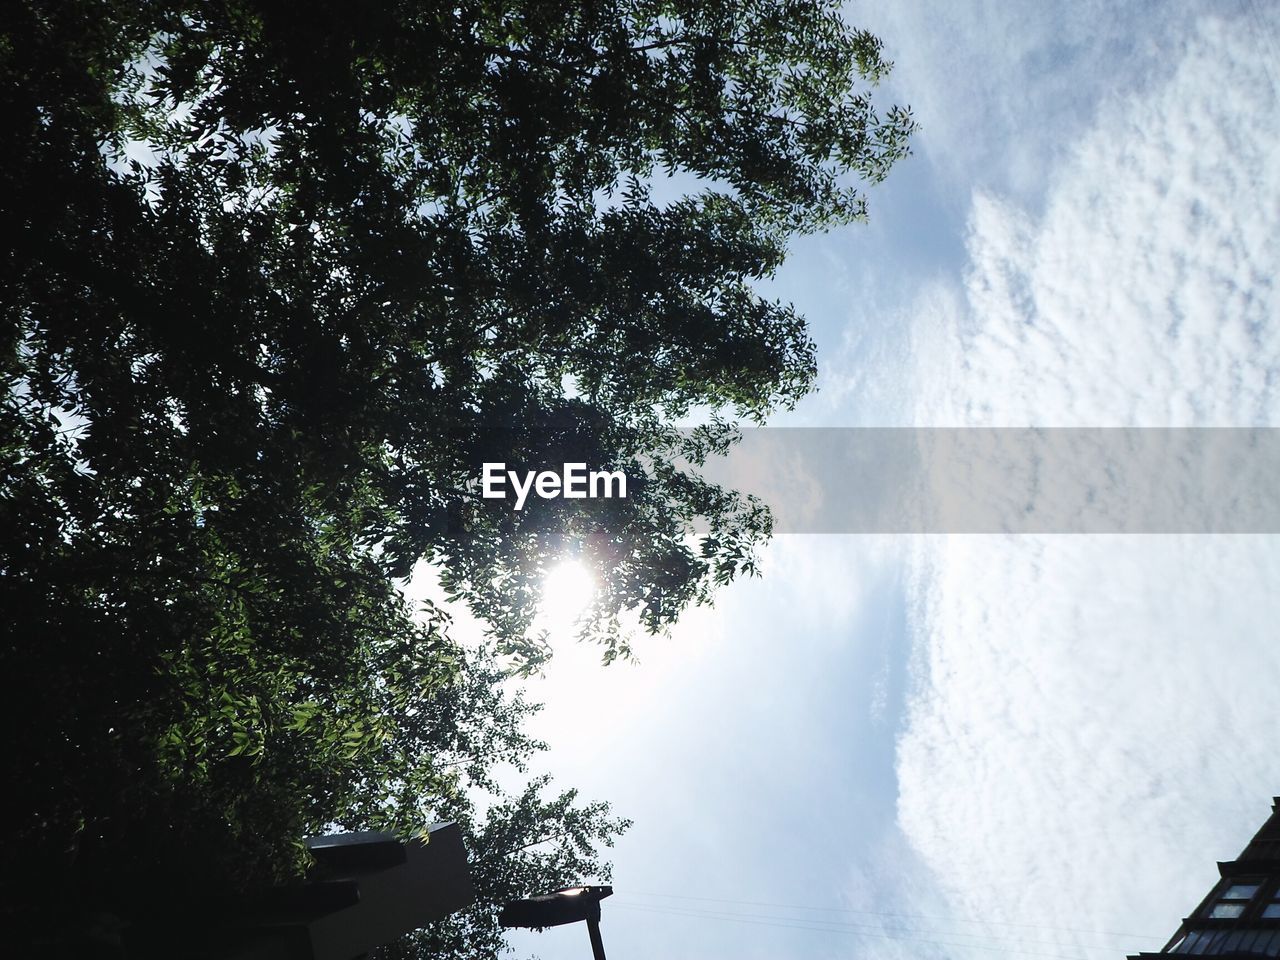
[
  {"left": 611, "top": 901, "right": 1128, "bottom": 954},
  {"left": 1240, "top": 0, "right": 1279, "bottom": 100},
  {"left": 611, "top": 901, "right": 1099, "bottom": 960},
  {"left": 621, "top": 890, "right": 1164, "bottom": 943},
  {"left": 614, "top": 900, "right": 1099, "bottom": 956}
]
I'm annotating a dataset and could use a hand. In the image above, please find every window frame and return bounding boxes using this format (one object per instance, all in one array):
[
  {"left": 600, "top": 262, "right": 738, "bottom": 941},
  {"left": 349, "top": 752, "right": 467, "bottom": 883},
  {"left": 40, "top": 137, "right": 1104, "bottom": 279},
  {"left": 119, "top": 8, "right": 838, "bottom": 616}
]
[
  {"left": 1263, "top": 883, "right": 1280, "bottom": 920},
  {"left": 1202, "top": 878, "right": 1264, "bottom": 920}
]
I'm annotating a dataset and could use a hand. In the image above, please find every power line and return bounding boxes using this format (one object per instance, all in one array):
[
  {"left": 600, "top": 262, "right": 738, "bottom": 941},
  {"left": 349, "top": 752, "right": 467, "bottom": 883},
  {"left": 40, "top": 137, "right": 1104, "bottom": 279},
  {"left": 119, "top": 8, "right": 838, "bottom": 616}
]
[
  {"left": 615, "top": 894, "right": 1141, "bottom": 952},
  {"left": 612, "top": 902, "right": 1096, "bottom": 960},
  {"left": 614, "top": 897, "right": 1113, "bottom": 954},
  {"left": 622, "top": 890, "right": 1163, "bottom": 942},
  {"left": 1240, "top": 0, "right": 1280, "bottom": 102}
]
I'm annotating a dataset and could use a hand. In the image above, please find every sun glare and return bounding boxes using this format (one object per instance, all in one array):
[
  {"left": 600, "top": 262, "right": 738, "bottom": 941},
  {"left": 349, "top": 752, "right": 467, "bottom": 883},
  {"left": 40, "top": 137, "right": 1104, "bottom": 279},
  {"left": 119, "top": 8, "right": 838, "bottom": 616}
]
[{"left": 538, "top": 560, "right": 596, "bottom": 630}]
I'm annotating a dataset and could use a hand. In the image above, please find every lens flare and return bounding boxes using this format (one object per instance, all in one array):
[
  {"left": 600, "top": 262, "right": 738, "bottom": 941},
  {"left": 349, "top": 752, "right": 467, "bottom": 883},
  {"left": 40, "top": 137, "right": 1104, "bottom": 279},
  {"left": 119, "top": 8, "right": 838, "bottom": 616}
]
[{"left": 538, "top": 560, "right": 595, "bottom": 630}]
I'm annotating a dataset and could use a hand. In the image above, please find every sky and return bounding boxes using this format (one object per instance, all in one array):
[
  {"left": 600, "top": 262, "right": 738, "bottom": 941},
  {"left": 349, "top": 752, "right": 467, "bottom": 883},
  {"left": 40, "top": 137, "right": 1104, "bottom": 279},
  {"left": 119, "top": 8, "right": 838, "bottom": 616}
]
[{"left": 491, "top": 3, "right": 1280, "bottom": 958}]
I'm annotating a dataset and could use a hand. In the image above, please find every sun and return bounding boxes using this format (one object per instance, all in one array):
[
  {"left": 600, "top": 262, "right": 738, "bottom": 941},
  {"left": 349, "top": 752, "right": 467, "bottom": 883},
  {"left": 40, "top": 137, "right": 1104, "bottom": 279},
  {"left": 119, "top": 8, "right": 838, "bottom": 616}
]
[{"left": 538, "top": 559, "right": 596, "bottom": 630}]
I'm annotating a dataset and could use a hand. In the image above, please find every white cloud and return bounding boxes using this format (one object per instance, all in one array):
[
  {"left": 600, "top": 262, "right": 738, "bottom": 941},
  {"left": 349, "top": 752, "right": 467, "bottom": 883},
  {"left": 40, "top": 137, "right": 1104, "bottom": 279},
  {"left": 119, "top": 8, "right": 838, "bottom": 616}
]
[
  {"left": 890, "top": 12, "right": 1280, "bottom": 957},
  {"left": 899, "top": 534, "right": 1280, "bottom": 955},
  {"left": 905, "top": 14, "right": 1280, "bottom": 428},
  {"left": 860, "top": 0, "right": 1211, "bottom": 202}
]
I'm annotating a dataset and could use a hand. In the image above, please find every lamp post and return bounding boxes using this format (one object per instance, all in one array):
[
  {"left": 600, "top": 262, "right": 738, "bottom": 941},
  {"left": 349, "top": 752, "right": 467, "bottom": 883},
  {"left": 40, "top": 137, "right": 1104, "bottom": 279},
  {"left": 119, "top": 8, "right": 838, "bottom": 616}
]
[{"left": 499, "top": 885, "right": 614, "bottom": 960}]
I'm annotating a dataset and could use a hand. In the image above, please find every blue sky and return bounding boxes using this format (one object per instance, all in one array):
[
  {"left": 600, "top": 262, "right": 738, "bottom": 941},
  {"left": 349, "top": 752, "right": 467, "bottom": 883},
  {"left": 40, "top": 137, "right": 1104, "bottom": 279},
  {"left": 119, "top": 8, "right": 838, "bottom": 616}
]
[{"left": 488, "top": 3, "right": 1280, "bottom": 958}]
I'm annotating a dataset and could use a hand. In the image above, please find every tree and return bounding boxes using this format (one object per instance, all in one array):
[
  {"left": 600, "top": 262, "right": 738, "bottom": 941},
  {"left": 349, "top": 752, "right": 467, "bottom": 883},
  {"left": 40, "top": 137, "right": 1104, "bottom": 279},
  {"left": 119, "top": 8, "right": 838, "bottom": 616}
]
[
  {"left": 379, "top": 775, "right": 632, "bottom": 960},
  {"left": 1, "top": 0, "right": 913, "bottom": 953}
]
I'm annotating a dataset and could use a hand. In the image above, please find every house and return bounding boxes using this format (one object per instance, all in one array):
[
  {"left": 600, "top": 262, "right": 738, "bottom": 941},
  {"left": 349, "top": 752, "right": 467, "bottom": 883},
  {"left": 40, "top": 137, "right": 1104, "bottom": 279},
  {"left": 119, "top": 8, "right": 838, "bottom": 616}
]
[{"left": 1130, "top": 798, "right": 1280, "bottom": 958}]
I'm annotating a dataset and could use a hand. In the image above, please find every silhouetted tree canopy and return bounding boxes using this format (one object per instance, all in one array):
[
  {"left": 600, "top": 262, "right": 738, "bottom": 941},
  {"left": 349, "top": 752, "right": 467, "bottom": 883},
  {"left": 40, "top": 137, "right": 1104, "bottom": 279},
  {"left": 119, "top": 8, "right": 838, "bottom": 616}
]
[{"left": 2, "top": 0, "right": 912, "bottom": 954}]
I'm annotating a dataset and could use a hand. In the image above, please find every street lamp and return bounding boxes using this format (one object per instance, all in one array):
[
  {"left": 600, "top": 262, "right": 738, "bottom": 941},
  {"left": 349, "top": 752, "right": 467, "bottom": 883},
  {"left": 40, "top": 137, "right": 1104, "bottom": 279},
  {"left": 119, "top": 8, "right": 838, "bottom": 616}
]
[{"left": 499, "top": 885, "right": 614, "bottom": 960}]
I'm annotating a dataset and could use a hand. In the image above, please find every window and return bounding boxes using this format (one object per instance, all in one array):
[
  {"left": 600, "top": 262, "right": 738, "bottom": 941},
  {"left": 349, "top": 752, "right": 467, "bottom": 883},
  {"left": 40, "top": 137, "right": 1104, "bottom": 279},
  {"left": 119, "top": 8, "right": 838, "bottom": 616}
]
[
  {"left": 1264, "top": 886, "right": 1280, "bottom": 919},
  {"left": 1204, "top": 880, "right": 1261, "bottom": 919}
]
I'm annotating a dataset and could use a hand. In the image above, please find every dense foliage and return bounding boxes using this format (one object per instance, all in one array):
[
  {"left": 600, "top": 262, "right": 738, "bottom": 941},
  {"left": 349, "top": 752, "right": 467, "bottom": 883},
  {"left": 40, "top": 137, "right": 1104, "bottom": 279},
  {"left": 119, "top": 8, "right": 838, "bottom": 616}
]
[{"left": 1, "top": 0, "right": 912, "bottom": 954}]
